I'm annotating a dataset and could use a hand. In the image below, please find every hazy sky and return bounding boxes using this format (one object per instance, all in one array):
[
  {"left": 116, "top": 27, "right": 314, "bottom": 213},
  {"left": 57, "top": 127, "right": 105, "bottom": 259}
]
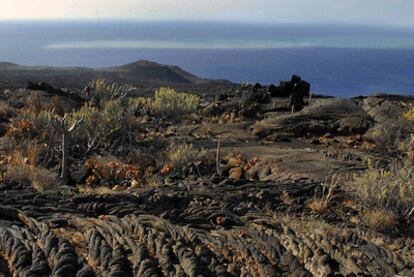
[{"left": 1, "top": 0, "right": 413, "bottom": 27}]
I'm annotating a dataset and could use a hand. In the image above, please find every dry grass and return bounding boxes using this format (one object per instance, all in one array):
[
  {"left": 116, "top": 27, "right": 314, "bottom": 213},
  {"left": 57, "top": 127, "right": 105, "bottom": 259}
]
[
  {"left": 145, "top": 175, "right": 163, "bottom": 187},
  {"left": 26, "top": 142, "right": 42, "bottom": 167},
  {"left": 77, "top": 186, "right": 115, "bottom": 195},
  {"left": 8, "top": 141, "right": 44, "bottom": 167},
  {"left": 47, "top": 95, "right": 64, "bottom": 116},
  {"left": 363, "top": 209, "right": 398, "bottom": 232},
  {"left": 167, "top": 143, "right": 207, "bottom": 173},
  {"left": 346, "top": 160, "right": 414, "bottom": 214},
  {"left": 280, "top": 192, "right": 294, "bottom": 205},
  {"left": 278, "top": 215, "right": 337, "bottom": 237},
  {"left": 26, "top": 91, "right": 42, "bottom": 115},
  {"left": 5, "top": 164, "right": 58, "bottom": 191},
  {"left": 307, "top": 182, "right": 336, "bottom": 213},
  {"left": 364, "top": 122, "right": 406, "bottom": 150}
]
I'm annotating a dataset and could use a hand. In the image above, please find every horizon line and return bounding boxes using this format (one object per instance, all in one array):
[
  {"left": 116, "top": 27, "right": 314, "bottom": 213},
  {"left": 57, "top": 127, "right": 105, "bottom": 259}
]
[{"left": 1, "top": 18, "right": 414, "bottom": 30}]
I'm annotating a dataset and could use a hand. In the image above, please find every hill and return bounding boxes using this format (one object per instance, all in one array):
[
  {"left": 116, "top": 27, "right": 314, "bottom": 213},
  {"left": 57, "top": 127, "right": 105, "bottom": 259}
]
[{"left": 0, "top": 60, "right": 231, "bottom": 89}]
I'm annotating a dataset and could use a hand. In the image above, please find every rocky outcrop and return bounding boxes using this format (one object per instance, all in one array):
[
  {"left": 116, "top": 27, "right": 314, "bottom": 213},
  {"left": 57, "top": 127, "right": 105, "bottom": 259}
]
[
  {"left": 26, "top": 82, "right": 86, "bottom": 103},
  {"left": 253, "top": 98, "right": 373, "bottom": 138},
  {"left": 269, "top": 75, "right": 311, "bottom": 98}
]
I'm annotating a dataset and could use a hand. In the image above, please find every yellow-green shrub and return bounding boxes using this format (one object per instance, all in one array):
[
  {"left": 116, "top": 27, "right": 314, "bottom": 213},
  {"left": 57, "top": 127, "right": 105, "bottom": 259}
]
[
  {"left": 167, "top": 143, "right": 207, "bottom": 173},
  {"left": 69, "top": 100, "right": 132, "bottom": 148},
  {"left": 347, "top": 160, "right": 414, "bottom": 213},
  {"left": 133, "top": 87, "right": 199, "bottom": 117},
  {"left": 89, "top": 79, "right": 134, "bottom": 96},
  {"left": 403, "top": 107, "right": 414, "bottom": 121}
]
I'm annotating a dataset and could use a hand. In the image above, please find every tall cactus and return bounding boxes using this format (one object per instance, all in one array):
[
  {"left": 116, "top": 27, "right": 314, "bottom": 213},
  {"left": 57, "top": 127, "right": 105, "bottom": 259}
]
[{"left": 50, "top": 114, "right": 83, "bottom": 186}]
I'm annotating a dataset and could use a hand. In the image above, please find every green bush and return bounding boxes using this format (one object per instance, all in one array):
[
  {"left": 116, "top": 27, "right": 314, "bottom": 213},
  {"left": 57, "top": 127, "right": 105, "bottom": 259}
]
[
  {"left": 69, "top": 100, "right": 133, "bottom": 148},
  {"left": 133, "top": 87, "right": 199, "bottom": 117},
  {"left": 101, "top": 99, "right": 126, "bottom": 131},
  {"left": 69, "top": 102, "right": 100, "bottom": 141}
]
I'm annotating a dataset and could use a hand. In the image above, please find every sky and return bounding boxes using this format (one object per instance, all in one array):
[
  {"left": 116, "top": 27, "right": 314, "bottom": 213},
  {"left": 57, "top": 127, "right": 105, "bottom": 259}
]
[{"left": 0, "top": 0, "right": 413, "bottom": 27}]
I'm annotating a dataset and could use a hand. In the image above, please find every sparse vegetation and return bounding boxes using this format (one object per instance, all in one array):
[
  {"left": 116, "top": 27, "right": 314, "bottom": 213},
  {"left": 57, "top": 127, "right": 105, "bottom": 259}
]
[
  {"left": 347, "top": 160, "right": 414, "bottom": 215},
  {"left": 69, "top": 100, "right": 133, "bottom": 150},
  {"left": 89, "top": 79, "right": 134, "bottom": 97},
  {"left": 5, "top": 165, "right": 58, "bottom": 191},
  {"left": 84, "top": 156, "right": 143, "bottom": 189},
  {"left": 0, "top": 100, "right": 15, "bottom": 118},
  {"left": 307, "top": 181, "right": 336, "bottom": 213},
  {"left": 8, "top": 110, "right": 51, "bottom": 143},
  {"left": 3, "top": 141, "right": 57, "bottom": 191},
  {"left": 363, "top": 209, "right": 398, "bottom": 232},
  {"left": 47, "top": 95, "right": 65, "bottom": 116},
  {"left": 1, "top": 74, "right": 414, "bottom": 275},
  {"left": 403, "top": 106, "right": 414, "bottom": 121},
  {"left": 77, "top": 185, "right": 115, "bottom": 195},
  {"left": 364, "top": 122, "right": 407, "bottom": 150},
  {"left": 167, "top": 142, "right": 208, "bottom": 174},
  {"left": 26, "top": 91, "right": 42, "bottom": 115}
]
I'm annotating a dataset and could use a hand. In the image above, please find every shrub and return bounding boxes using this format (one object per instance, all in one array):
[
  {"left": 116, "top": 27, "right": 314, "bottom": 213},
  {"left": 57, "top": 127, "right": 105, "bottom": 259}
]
[
  {"left": 403, "top": 107, "right": 414, "bottom": 121},
  {"left": 134, "top": 87, "right": 199, "bottom": 117},
  {"left": 89, "top": 79, "right": 134, "bottom": 98},
  {"left": 69, "top": 102, "right": 100, "bottom": 142},
  {"left": 5, "top": 164, "right": 58, "bottom": 191},
  {"left": 364, "top": 122, "right": 407, "bottom": 150},
  {"left": 363, "top": 209, "right": 398, "bottom": 232},
  {"left": 69, "top": 100, "right": 131, "bottom": 149},
  {"left": 101, "top": 99, "right": 126, "bottom": 131},
  {"left": 10, "top": 110, "right": 51, "bottom": 140},
  {"left": 167, "top": 143, "right": 207, "bottom": 173},
  {"left": 347, "top": 160, "right": 414, "bottom": 214},
  {"left": 26, "top": 91, "right": 42, "bottom": 115}
]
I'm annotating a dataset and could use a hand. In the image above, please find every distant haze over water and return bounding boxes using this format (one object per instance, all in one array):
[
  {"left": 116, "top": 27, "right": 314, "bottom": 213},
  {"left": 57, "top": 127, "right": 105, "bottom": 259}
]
[{"left": 1, "top": 21, "right": 414, "bottom": 96}]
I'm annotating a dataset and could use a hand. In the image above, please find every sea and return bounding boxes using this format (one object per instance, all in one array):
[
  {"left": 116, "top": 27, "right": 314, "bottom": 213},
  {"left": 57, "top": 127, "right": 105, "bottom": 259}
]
[{"left": 1, "top": 20, "right": 414, "bottom": 97}]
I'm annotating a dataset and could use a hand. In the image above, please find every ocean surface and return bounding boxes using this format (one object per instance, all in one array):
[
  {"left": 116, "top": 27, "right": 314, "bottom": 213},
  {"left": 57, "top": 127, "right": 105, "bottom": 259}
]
[{"left": 1, "top": 21, "right": 414, "bottom": 97}]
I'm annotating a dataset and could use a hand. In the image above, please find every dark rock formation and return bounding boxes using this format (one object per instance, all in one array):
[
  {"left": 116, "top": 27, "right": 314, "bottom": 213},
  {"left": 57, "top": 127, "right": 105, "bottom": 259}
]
[
  {"left": 253, "top": 98, "right": 373, "bottom": 137},
  {"left": 26, "top": 82, "right": 86, "bottom": 103},
  {"left": 270, "top": 75, "right": 311, "bottom": 99},
  {"left": 0, "top": 180, "right": 412, "bottom": 276}
]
